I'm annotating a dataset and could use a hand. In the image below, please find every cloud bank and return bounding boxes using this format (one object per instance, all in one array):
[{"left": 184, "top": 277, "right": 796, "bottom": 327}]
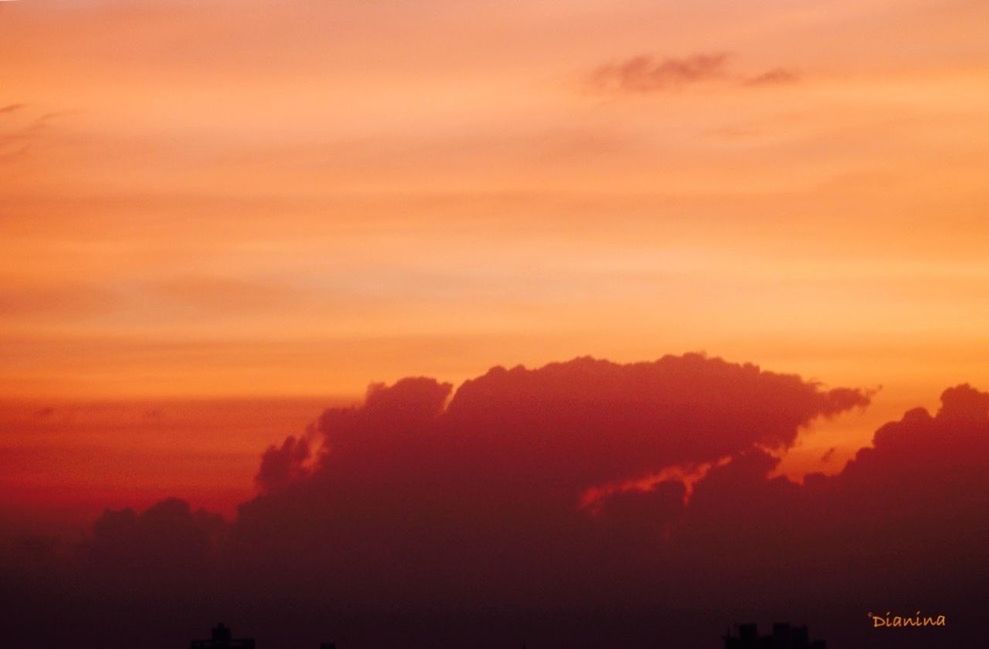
[{"left": 2, "top": 354, "right": 986, "bottom": 648}]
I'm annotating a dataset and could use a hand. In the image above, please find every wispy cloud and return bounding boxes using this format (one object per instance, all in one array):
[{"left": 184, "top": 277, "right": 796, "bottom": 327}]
[
  {"left": 0, "top": 105, "right": 68, "bottom": 162},
  {"left": 588, "top": 53, "right": 730, "bottom": 93},
  {"left": 744, "top": 67, "right": 801, "bottom": 87},
  {"left": 587, "top": 52, "right": 800, "bottom": 94}
]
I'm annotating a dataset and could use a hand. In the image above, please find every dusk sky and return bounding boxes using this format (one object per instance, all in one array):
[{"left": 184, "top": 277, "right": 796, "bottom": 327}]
[
  {"left": 3, "top": 0, "right": 988, "bottom": 521},
  {"left": 1, "top": 3, "right": 989, "bottom": 646}
]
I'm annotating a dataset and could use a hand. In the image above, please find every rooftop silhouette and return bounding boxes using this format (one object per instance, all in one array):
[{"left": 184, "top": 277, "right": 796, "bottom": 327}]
[
  {"left": 724, "top": 622, "right": 826, "bottom": 649},
  {"left": 190, "top": 624, "right": 255, "bottom": 649},
  {"left": 191, "top": 624, "right": 337, "bottom": 649}
]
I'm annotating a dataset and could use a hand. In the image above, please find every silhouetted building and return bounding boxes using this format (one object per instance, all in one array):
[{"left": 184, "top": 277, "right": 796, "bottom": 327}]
[
  {"left": 191, "top": 623, "right": 255, "bottom": 649},
  {"left": 724, "top": 622, "right": 825, "bottom": 649}
]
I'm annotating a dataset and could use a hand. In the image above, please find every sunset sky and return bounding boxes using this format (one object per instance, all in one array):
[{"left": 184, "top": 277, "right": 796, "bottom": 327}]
[{"left": 2, "top": 0, "right": 989, "bottom": 523}]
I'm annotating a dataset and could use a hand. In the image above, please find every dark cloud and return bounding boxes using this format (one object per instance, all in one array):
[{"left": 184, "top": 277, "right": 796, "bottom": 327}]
[
  {"left": 744, "top": 67, "right": 801, "bottom": 86},
  {"left": 1, "top": 356, "right": 986, "bottom": 648},
  {"left": 0, "top": 103, "right": 25, "bottom": 115},
  {"left": 588, "top": 53, "right": 730, "bottom": 93},
  {"left": 587, "top": 54, "right": 800, "bottom": 94},
  {"left": 88, "top": 498, "right": 223, "bottom": 572},
  {"left": 255, "top": 434, "right": 312, "bottom": 491}
]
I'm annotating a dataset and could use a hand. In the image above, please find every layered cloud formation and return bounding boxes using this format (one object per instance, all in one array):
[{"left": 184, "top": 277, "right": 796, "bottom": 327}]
[{"left": 2, "top": 355, "right": 987, "bottom": 648}]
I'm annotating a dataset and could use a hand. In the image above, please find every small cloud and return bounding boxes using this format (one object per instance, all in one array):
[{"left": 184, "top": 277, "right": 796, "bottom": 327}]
[
  {"left": 588, "top": 52, "right": 730, "bottom": 93},
  {"left": 820, "top": 446, "right": 836, "bottom": 463},
  {"left": 587, "top": 55, "right": 801, "bottom": 95},
  {"left": 0, "top": 105, "right": 65, "bottom": 161},
  {"left": 744, "top": 67, "right": 801, "bottom": 87}
]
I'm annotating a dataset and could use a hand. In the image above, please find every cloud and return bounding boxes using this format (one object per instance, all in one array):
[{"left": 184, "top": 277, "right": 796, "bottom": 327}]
[
  {"left": 587, "top": 53, "right": 800, "bottom": 94},
  {"left": 0, "top": 105, "right": 64, "bottom": 161},
  {"left": 255, "top": 435, "right": 312, "bottom": 491},
  {"left": 88, "top": 498, "right": 223, "bottom": 572},
  {"left": 744, "top": 67, "right": 801, "bottom": 86},
  {"left": 231, "top": 354, "right": 869, "bottom": 615},
  {"left": 588, "top": 53, "right": 730, "bottom": 93},
  {"left": 3, "top": 356, "right": 988, "bottom": 648}
]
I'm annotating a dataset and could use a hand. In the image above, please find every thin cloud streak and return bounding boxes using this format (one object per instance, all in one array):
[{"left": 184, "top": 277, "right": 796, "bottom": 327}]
[
  {"left": 587, "top": 52, "right": 800, "bottom": 94},
  {"left": 588, "top": 52, "right": 730, "bottom": 93},
  {"left": 744, "top": 67, "right": 801, "bottom": 86}
]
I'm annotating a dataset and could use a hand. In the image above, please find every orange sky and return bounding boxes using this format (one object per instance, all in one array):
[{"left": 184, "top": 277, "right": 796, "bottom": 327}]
[{"left": 2, "top": 0, "right": 989, "bottom": 521}]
